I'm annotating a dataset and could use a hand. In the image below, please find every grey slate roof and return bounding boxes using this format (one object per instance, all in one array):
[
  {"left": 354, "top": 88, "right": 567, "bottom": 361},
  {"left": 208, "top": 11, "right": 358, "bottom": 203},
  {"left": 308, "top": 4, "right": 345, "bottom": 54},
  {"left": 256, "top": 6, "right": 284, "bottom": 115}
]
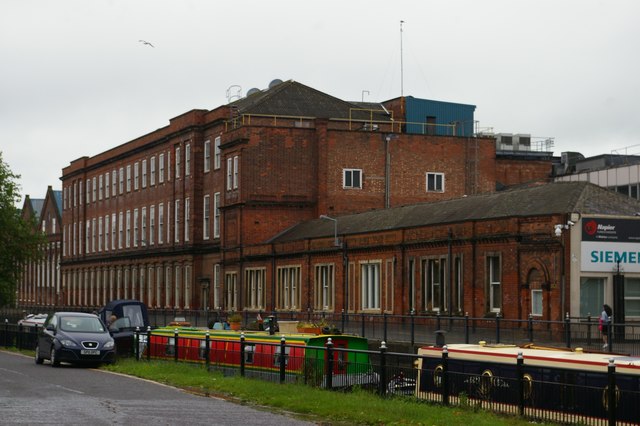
[
  {"left": 52, "top": 190, "right": 62, "bottom": 216},
  {"left": 230, "top": 80, "right": 391, "bottom": 122},
  {"left": 269, "top": 182, "right": 640, "bottom": 243},
  {"left": 30, "top": 198, "right": 45, "bottom": 218}
]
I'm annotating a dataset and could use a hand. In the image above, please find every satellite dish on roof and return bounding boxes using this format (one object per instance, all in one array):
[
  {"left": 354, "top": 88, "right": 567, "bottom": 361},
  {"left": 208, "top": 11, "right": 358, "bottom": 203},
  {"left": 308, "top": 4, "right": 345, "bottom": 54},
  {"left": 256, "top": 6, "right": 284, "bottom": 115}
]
[
  {"left": 246, "top": 87, "right": 260, "bottom": 97},
  {"left": 268, "top": 79, "right": 283, "bottom": 89}
]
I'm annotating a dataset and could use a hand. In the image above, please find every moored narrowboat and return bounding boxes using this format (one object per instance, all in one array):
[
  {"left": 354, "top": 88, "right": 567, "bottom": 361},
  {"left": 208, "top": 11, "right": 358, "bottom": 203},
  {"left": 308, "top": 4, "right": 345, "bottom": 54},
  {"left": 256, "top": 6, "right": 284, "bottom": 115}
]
[
  {"left": 147, "top": 327, "right": 378, "bottom": 389},
  {"left": 416, "top": 343, "right": 640, "bottom": 424}
]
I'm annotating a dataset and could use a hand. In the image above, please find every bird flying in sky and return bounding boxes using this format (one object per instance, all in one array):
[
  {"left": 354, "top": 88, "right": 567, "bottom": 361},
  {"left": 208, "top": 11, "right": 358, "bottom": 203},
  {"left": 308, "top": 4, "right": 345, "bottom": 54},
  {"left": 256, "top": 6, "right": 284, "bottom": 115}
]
[{"left": 139, "top": 40, "right": 154, "bottom": 48}]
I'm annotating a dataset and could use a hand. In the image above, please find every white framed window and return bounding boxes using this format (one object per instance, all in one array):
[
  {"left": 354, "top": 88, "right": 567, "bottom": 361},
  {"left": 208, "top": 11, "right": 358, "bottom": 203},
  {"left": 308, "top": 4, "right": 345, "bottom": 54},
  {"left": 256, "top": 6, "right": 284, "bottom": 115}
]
[
  {"left": 624, "top": 277, "right": 640, "bottom": 317},
  {"left": 92, "top": 177, "right": 97, "bottom": 202},
  {"left": 487, "top": 255, "right": 501, "bottom": 313},
  {"left": 166, "top": 201, "right": 170, "bottom": 244},
  {"left": 98, "top": 217, "right": 103, "bottom": 252},
  {"left": 134, "top": 162, "right": 139, "bottom": 190},
  {"left": 85, "top": 221, "right": 90, "bottom": 254},
  {"left": 111, "top": 213, "right": 116, "bottom": 250},
  {"left": 233, "top": 155, "right": 239, "bottom": 189},
  {"left": 204, "top": 139, "right": 211, "bottom": 173},
  {"left": 142, "top": 159, "right": 147, "bottom": 188},
  {"left": 531, "top": 289, "right": 543, "bottom": 316},
  {"left": 98, "top": 175, "right": 103, "bottom": 200},
  {"left": 203, "top": 195, "right": 210, "bottom": 240},
  {"left": 184, "top": 197, "right": 190, "bottom": 242},
  {"left": 426, "top": 172, "right": 445, "bottom": 192},
  {"left": 245, "top": 268, "right": 266, "bottom": 310},
  {"left": 73, "top": 181, "right": 77, "bottom": 207},
  {"left": 111, "top": 170, "right": 117, "bottom": 196},
  {"left": 119, "top": 167, "right": 124, "bottom": 194},
  {"left": 159, "top": 153, "right": 165, "bottom": 183},
  {"left": 361, "top": 261, "right": 381, "bottom": 310},
  {"left": 63, "top": 187, "right": 68, "bottom": 210},
  {"left": 225, "top": 272, "right": 238, "bottom": 311},
  {"left": 343, "top": 169, "right": 362, "bottom": 189},
  {"left": 213, "top": 192, "right": 220, "bottom": 238},
  {"left": 141, "top": 207, "right": 147, "bottom": 246},
  {"left": 174, "top": 200, "right": 180, "bottom": 243},
  {"left": 214, "top": 136, "right": 221, "bottom": 169},
  {"left": 276, "top": 266, "right": 300, "bottom": 310},
  {"left": 175, "top": 147, "right": 181, "bottom": 179},
  {"left": 133, "top": 209, "right": 140, "bottom": 247},
  {"left": 126, "top": 165, "right": 132, "bottom": 192},
  {"left": 226, "top": 158, "right": 232, "bottom": 190},
  {"left": 85, "top": 179, "right": 90, "bottom": 204},
  {"left": 104, "top": 215, "right": 109, "bottom": 251},
  {"left": 314, "top": 264, "right": 334, "bottom": 311},
  {"left": 150, "top": 156, "right": 156, "bottom": 186},
  {"left": 149, "top": 205, "right": 155, "bottom": 245},
  {"left": 213, "top": 264, "right": 221, "bottom": 309},
  {"left": 118, "top": 211, "right": 124, "bottom": 249},
  {"left": 105, "top": 173, "right": 110, "bottom": 198},
  {"left": 126, "top": 210, "right": 131, "bottom": 248},
  {"left": 158, "top": 203, "right": 164, "bottom": 244},
  {"left": 167, "top": 151, "right": 171, "bottom": 181},
  {"left": 91, "top": 218, "right": 96, "bottom": 252},
  {"left": 422, "top": 257, "right": 445, "bottom": 312},
  {"left": 185, "top": 143, "right": 191, "bottom": 176}
]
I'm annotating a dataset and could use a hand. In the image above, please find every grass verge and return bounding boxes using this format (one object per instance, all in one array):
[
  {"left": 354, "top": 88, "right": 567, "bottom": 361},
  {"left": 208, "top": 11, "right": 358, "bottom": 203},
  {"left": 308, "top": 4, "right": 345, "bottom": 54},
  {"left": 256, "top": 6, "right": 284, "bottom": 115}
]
[{"left": 104, "top": 359, "right": 554, "bottom": 425}]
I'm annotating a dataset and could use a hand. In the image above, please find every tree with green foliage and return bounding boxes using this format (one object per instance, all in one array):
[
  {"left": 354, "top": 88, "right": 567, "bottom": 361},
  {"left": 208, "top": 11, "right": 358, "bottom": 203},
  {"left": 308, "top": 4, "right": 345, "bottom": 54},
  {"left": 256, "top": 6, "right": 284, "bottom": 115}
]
[{"left": 0, "top": 152, "right": 45, "bottom": 307}]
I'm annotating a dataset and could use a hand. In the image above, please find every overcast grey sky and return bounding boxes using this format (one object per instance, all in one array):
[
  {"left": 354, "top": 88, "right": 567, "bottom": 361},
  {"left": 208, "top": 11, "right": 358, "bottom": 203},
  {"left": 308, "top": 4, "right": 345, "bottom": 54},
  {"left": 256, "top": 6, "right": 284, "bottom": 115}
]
[{"left": 2, "top": 0, "right": 640, "bottom": 202}]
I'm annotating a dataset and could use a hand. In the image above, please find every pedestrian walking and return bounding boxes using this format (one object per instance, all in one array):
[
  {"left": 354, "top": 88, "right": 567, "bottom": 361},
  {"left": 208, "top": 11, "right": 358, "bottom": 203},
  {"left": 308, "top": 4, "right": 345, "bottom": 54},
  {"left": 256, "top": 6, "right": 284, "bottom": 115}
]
[{"left": 600, "top": 304, "right": 612, "bottom": 349}]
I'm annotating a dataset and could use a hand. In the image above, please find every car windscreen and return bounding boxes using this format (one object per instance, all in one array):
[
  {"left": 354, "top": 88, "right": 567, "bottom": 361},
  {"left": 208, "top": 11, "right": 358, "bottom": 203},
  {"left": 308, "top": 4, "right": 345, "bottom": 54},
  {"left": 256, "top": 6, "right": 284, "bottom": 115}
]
[
  {"left": 60, "top": 316, "right": 106, "bottom": 333},
  {"left": 122, "top": 305, "right": 145, "bottom": 328}
]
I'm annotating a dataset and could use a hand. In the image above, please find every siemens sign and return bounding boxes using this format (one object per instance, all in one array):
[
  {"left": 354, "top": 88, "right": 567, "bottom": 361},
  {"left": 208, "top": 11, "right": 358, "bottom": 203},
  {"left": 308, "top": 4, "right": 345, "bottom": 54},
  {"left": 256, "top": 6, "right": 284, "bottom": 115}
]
[{"left": 581, "top": 217, "right": 640, "bottom": 272}]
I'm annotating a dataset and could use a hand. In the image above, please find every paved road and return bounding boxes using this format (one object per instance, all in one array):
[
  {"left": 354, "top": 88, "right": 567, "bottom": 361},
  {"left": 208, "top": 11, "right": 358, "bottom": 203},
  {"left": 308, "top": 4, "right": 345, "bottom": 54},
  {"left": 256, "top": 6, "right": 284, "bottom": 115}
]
[{"left": 0, "top": 351, "right": 314, "bottom": 425}]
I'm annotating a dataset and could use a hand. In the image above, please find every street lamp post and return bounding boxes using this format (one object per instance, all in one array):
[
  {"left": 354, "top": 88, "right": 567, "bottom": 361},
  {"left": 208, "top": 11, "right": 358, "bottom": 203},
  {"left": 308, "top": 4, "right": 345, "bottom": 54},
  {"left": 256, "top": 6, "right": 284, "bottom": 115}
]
[{"left": 319, "top": 215, "right": 340, "bottom": 247}]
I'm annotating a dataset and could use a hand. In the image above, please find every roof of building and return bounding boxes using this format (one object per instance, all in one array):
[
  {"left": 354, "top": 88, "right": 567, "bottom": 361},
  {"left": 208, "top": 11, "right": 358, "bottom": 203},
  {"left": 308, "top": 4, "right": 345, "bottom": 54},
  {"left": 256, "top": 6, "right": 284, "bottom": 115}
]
[
  {"left": 52, "top": 190, "right": 62, "bottom": 216},
  {"left": 28, "top": 198, "right": 45, "bottom": 218},
  {"left": 269, "top": 181, "right": 640, "bottom": 243},
  {"left": 229, "top": 79, "right": 390, "bottom": 122}
]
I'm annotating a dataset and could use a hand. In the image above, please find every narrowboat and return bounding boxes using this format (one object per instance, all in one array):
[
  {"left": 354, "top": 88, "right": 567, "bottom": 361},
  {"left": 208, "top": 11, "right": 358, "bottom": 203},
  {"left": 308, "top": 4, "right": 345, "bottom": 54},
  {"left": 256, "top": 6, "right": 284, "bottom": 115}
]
[
  {"left": 416, "top": 342, "right": 640, "bottom": 424},
  {"left": 147, "top": 327, "right": 379, "bottom": 389}
]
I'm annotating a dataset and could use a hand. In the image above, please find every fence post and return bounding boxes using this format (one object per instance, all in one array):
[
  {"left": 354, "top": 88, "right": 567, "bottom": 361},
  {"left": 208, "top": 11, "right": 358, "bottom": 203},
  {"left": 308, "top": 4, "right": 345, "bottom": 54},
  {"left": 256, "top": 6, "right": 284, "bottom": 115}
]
[
  {"left": 436, "top": 311, "right": 441, "bottom": 331},
  {"left": 565, "top": 313, "right": 571, "bottom": 348},
  {"left": 378, "top": 341, "right": 387, "bottom": 397},
  {"left": 587, "top": 313, "right": 592, "bottom": 346},
  {"left": 528, "top": 313, "right": 533, "bottom": 342},
  {"left": 146, "top": 326, "right": 151, "bottom": 361},
  {"left": 496, "top": 312, "right": 501, "bottom": 344},
  {"left": 442, "top": 345, "right": 449, "bottom": 406},
  {"left": 607, "top": 318, "right": 613, "bottom": 353},
  {"left": 205, "top": 331, "right": 210, "bottom": 370},
  {"left": 279, "top": 336, "right": 286, "bottom": 383},
  {"left": 517, "top": 352, "right": 524, "bottom": 416},
  {"left": 383, "top": 312, "right": 388, "bottom": 342},
  {"left": 134, "top": 327, "right": 140, "bottom": 359},
  {"left": 608, "top": 358, "right": 616, "bottom": 426},
  {"left": 174, "top": 329, "right": 179, "bottom": 363},
  {"left": 410, "top": 310, "right": 415, "bottom": 347},
  {"left": 240, "top": 332, "right": 245, "bottom": 377},
  {"left": 464, "top": 312, "right": 469, "bottom": 344},
  {"left": 326, "top": 338, "right": 334, "bottom": 390},
  {"left": 4, "top": 319, "right": 8, "bottom": 348},
  {"left": 361, "top": 312, "right": 365, "bottom": 337}
]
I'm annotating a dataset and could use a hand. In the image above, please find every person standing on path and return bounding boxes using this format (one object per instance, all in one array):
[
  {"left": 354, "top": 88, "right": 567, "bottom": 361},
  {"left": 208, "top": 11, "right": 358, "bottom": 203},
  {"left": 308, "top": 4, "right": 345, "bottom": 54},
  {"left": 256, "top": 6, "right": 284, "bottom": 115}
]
[{"left": 601, "top": 304, "right": 612, "bottom": 349}]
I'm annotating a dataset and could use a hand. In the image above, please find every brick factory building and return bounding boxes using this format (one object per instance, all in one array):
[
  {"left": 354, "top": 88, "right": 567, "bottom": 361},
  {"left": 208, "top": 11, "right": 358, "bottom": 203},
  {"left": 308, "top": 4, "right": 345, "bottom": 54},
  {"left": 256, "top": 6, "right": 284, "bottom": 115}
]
[{"left": 57, "top": 79, "right": 595, "bottom": 320}]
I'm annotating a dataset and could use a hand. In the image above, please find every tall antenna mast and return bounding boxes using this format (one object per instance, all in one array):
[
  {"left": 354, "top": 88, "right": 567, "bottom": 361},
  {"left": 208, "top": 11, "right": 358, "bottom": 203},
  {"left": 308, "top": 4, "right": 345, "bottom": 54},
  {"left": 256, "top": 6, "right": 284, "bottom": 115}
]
[{"left": 400, "top": 20, "right": 405, "bottom": 97}]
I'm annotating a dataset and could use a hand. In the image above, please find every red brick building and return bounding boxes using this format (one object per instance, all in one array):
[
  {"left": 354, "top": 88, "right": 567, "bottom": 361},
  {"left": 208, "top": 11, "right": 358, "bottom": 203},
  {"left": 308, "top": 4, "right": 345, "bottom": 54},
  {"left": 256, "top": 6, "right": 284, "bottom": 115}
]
[
  {"left": 59, "top": 80, "right": 567, "bottom": 317},
  {"left": 19, "top": 186, "right": 62, "bottom": 306}
]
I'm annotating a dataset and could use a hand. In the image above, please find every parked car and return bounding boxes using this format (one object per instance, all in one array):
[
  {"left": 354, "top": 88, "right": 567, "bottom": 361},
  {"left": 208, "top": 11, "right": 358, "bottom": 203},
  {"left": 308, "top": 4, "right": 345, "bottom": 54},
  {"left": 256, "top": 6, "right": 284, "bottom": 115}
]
[
  {"left": 18, "top": 313, "right": 48, "bottom": 328},
  {"left": 35, "top": 312, "right": 115, "bottom": 367},
  {"left": 98, "top": 299, "right": 150, "bottom": 357}
]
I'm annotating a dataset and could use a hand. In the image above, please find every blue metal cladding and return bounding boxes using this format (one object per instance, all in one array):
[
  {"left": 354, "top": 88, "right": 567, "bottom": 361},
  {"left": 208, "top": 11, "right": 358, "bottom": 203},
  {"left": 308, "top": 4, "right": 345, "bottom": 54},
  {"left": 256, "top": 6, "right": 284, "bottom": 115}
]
[{"left": 404, "top": 97, "right": 476, "bottom": 137}]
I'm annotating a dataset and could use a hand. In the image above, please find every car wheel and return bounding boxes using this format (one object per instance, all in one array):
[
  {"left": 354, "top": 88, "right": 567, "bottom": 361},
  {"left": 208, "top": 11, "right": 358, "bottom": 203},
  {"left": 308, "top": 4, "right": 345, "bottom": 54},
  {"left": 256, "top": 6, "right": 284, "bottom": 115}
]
[
  {"left": 50, "top": 348, "right": 60, "bottom": 367},
  {"left": 35, "top": 345, "right": 44, "bottom": 364}
]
